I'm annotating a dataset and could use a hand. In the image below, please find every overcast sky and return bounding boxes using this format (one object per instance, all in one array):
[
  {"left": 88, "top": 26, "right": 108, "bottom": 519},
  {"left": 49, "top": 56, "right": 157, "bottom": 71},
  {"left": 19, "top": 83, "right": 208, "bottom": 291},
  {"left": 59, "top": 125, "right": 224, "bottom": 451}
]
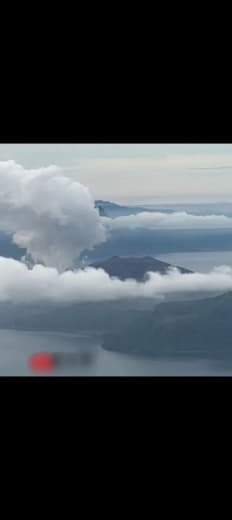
[{"left": 1, "top": 143, "right": 232, "bottom": 203}]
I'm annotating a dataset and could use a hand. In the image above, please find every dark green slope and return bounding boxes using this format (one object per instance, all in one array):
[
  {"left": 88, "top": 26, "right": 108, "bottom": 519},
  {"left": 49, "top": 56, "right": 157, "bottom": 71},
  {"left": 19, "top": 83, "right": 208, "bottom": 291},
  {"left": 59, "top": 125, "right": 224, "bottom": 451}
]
[{"left": 102, "top": 291, "right": 232, "bottom": 359}]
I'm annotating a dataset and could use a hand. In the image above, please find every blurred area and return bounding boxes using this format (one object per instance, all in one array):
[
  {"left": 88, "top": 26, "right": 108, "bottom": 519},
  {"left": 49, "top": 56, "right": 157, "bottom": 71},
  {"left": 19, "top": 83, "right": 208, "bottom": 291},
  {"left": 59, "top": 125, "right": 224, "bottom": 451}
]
[
  {"left": 0, "top": 330, "right": 98, "bottom": 376},
  {"left": 28, "top": 350, "right": 96, "bottom": 374},
  {"left": 2, "top": 328, "right": 232, "bottom": 376}
]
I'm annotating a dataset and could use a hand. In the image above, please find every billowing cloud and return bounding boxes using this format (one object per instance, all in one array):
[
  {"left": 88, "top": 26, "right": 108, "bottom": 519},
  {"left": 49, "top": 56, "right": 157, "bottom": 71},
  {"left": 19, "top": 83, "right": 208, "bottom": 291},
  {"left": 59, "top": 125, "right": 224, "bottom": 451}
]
[
  {"left": 0, "top": 161, "right": 107, "bottom": 270},
  {"left": 0, "top": 256, "right": 232, "bottom": 304},
  {"left": 102, "top": 211, "right": 232, "bottom": 231}
]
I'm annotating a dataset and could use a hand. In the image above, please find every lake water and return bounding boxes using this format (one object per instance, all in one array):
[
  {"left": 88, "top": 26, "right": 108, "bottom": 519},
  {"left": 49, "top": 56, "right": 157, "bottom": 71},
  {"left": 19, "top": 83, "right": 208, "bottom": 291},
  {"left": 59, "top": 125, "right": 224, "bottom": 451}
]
[
  {"left": 1, "top": 328, "right": 232, "bottom": 376},
  {"left": 157, "top": 250, "right": 232, "bottom": 272}
]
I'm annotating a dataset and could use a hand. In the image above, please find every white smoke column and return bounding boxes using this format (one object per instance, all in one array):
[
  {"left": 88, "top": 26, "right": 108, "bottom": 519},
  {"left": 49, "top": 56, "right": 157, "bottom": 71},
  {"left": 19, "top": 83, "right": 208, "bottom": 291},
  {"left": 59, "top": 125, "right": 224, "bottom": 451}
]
[
  {"left": 1, "top": 256, "right": 232, "bottom": 304},
  {"left": 0, "top": 161, "right": 107, "bottom": 270}
]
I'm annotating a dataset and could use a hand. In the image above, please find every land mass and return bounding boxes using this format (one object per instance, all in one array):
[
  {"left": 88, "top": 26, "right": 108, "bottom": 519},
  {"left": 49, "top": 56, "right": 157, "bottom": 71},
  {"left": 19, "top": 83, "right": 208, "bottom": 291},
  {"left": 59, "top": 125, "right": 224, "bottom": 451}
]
[
  {"left": 102, "top": 290, "right": 232, "bottom": 360},
  {"left": 90, "top": 255, "right": 192, "bottom": 280}
]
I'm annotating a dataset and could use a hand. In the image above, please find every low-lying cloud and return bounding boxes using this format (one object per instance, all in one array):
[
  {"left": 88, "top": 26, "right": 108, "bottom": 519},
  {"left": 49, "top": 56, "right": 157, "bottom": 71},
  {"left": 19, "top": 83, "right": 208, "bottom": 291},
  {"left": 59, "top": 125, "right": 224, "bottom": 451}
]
[
  {"left": 1, "top": 256, "right": 232, "bottom": 304},
  {"left": 0, "top": 160, "right": 106, "bottom": 271},
  {"left": 102, "top": 211, "right": 232, "bottom": 231}
]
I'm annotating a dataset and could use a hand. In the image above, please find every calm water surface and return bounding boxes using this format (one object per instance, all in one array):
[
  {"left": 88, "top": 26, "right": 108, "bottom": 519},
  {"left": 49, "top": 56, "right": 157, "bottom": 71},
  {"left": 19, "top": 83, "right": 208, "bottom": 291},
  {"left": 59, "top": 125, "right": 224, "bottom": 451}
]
[
  {"left": 0, "top": 329, "right": 232, "bottom": 376},
  {"left": 157, "top": 250, "right": 232, "bottom": 272}
]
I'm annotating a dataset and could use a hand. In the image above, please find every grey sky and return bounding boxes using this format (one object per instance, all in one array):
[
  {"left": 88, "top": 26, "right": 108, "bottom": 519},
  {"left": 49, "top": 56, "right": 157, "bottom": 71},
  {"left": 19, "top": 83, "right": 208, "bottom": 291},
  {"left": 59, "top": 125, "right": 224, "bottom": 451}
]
[{"left": 1, "top": 144, "right": 232, "bottom": 203}]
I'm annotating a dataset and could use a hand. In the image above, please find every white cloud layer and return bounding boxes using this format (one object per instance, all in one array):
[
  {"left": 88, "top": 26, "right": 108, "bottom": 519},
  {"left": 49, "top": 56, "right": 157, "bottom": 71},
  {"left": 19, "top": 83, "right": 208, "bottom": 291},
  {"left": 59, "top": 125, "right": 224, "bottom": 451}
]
[
  {"left": 0, "top": 161, "right": 106, "bottom": 270},
  {"left": 0, "top": 256, "right": 232, "bottom": 304},
  {"left": 102, "top": 211, "right": 232, "bottom": 230}
]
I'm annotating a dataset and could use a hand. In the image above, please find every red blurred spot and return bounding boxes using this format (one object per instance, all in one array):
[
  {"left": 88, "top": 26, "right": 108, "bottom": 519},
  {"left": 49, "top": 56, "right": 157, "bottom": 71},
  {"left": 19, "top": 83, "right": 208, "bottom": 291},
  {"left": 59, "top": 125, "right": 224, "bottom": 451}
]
[{"left": 28, "top": 352, "right": 56, "bottom": 372}]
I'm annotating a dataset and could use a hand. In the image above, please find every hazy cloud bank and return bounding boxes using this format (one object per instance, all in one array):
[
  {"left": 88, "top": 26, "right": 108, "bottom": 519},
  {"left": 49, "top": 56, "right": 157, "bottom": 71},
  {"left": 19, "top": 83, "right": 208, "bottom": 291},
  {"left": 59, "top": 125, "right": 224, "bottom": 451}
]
[{"left": 102, "top": 211, "right": 232, "bottom": 231}]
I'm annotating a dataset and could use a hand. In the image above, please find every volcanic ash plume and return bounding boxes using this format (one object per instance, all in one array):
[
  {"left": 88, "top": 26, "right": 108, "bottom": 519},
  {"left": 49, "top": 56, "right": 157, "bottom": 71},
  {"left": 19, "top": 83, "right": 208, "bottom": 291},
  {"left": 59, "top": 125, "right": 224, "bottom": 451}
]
[{"left": 0, "top": 160, "right": 107, "bottom": 270}]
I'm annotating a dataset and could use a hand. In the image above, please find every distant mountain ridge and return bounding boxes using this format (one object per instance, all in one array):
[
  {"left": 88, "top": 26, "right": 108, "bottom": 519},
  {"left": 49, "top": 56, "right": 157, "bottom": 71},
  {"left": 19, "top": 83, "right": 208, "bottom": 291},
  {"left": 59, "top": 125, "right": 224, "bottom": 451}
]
[
  {"left": 90, "top": 255, "right": 192, "bottom": 281},
  {"left": 95, "top": 200, "right": 232, "bottom": 218},
  {"left": 94, "top": 200, "right": 174, "bottom": 218}
]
